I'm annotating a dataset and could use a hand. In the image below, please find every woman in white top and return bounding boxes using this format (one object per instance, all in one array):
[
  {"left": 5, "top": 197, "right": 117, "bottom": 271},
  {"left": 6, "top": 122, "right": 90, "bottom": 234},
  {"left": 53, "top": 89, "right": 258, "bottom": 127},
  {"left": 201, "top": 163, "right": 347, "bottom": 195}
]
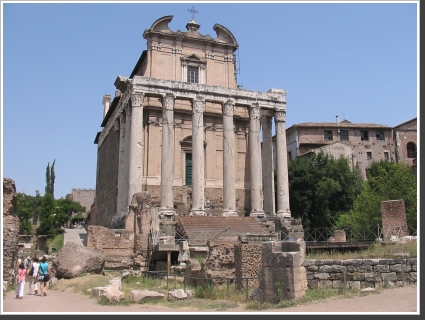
[{"left": 28, "top": 256, "right": 40, "bottom": 295}]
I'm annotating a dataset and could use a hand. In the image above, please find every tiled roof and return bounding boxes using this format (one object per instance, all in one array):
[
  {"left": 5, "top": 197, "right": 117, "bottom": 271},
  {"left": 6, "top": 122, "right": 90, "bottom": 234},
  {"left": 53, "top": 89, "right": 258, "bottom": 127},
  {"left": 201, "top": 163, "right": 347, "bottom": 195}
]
[{"left": 293, "top": 122, "right": 391, "bottom": 128}]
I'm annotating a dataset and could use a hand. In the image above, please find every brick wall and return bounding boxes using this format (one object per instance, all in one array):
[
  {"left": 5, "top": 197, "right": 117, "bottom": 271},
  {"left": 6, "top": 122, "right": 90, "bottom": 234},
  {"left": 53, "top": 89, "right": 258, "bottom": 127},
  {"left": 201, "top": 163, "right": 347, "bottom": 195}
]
[
  {"left": 3, "top": 178, "right": 20, "bottom": 283},
  {"left": 380, "top": 200, "right": 408, "bottom": 238},
  {"left": 234, "top": 243, "right": 262, "bottom": 289},
  {"left": 87, "top": 192, "right": 154, "bottom": 270},
  {"left": 203, "top": 242, "right": 236, "bottom": 284},
  {"left": 95, "top": 129, "right": 119, "bottom": 227}
]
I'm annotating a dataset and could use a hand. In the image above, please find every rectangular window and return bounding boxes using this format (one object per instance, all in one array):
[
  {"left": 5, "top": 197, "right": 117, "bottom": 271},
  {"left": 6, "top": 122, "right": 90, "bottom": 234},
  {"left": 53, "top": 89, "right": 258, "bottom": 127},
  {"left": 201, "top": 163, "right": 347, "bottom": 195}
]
[
  {"left": 384, "top": 151, "right": 389, "bottom": 160},
  {"left": 361, "top": 130, "right": 369, "bottom": 141},
  {"left": 187, "top": 67, "right": 199, "bottom": 83},
  {"left": 287, "top": 151, "right": 292, "bottom": 162},
  {"left": 366, "top": 151, "right": 372, "bottom": 160},
  {"left": 340, "top": 130, "right": 349, "bottom": 141},
  {"left": 324, "top": 130, "right": 333, "bottom": 141},
  {"left": 185, "top": 153, "right": 192, "bottom": 185},
  {"left": 376, "top": 131, "right": 385, "bottom": 141}
]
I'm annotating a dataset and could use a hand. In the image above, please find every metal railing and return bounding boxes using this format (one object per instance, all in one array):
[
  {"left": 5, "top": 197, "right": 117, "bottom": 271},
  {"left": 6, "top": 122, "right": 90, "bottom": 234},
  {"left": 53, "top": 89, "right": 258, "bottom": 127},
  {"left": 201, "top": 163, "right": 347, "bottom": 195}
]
[
  {"left": 141, "top": 270, "right": 257, "bottom": 301},
  {"left": 150, "top": 225, "right": 417, "bottom": 248}
]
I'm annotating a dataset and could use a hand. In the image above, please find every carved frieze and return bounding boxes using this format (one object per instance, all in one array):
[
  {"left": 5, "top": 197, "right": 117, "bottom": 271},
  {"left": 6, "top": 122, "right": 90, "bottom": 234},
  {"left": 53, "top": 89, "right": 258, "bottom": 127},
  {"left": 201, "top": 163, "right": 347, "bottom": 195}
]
[
  {"left": 172, "top": 47, "right": 182, "bottom": 54},
  {"left": 224, "top": 54, "right": 234, "bottom": 61},
  {"left": 206, "top": 51, "right": 215, "bottom": 59}
]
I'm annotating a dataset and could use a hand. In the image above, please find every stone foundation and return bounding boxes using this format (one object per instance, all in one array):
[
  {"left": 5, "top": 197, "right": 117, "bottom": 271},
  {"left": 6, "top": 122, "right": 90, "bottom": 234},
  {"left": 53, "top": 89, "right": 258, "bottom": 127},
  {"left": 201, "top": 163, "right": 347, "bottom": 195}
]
[{"left": 257, "top": 241, "right": 307, "bottom": 303}]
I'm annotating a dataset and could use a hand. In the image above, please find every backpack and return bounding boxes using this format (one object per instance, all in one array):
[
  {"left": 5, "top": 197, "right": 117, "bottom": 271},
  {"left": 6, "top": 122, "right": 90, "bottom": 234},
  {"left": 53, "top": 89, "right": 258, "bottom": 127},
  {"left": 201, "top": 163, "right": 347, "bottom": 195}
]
[{"left": 28, "top": 264, "right": 34, "bottom": 276}]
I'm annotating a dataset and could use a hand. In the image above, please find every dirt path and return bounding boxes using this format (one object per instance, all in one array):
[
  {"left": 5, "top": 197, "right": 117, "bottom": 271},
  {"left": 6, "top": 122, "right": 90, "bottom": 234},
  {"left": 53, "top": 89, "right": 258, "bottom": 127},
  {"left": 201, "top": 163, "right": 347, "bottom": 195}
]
[{"left": 2, "top": 284, "right": 418, "bottom": 314}]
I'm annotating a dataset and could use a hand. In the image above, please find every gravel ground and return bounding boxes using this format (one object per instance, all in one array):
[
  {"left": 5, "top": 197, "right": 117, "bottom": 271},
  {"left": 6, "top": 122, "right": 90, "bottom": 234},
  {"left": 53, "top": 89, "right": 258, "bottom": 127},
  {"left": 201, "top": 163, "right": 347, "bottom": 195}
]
[{"left": 2, "top": 284, "right": 418, "bottom": 314}]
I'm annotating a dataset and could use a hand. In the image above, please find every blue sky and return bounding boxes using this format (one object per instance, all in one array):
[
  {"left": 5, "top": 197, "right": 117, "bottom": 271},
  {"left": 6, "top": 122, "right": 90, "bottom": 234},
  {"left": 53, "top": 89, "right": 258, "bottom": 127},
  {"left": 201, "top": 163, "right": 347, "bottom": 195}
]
[{"left": 1, "top": 1, "right": 419, "bottom": 200}]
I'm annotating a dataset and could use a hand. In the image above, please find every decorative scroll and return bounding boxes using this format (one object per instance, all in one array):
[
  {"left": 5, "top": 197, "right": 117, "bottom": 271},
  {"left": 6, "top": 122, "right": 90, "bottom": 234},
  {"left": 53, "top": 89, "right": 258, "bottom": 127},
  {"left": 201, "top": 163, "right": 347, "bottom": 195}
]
[
  {"left": 249, "top": 105, "right": 260, "bottom": 120},
  {"left": 193, "top": 98, "right": 205, "bottom": 114},
  {"left": 274, "top": 110, "right": 286, "bottom": 122},
  {"left": 131, "top": 93, "right": 144, "bottom": 107},
  {"left": 223, "top": 100, "right": 234, "bottom": 117}
]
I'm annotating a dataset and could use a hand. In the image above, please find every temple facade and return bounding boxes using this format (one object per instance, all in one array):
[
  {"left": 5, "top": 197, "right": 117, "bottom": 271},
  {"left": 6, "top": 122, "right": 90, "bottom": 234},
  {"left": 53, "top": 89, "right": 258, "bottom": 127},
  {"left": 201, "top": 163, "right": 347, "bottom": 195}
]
[{"left": 92, "top": 15, "right": 291, "bottom": 228}]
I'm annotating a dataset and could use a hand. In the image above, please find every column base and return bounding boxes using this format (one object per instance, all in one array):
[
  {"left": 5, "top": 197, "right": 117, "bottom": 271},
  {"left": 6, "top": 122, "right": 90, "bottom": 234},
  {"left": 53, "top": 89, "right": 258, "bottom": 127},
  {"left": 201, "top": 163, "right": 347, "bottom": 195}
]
[
  {"left": 276, "top": 211, "right": 291, "bottom": 218},
  {"left": 250, "top": 211, "right": 266, "bottom": 219},
  {"left": 221, "top": 210, "right": 239, "bottom": 217},
  {"left": 159, "top": 209, "right": 176, "bottom": 220},
  {"left": 190, "top": 209, "right": 206, "bottom": 216}
]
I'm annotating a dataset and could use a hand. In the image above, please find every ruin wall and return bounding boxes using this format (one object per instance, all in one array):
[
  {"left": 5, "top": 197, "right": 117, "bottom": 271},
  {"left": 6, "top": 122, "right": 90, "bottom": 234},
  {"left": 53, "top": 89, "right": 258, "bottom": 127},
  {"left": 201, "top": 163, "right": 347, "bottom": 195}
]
[{"left": 3, "top": 178, "right": 20, "bottom": 284}]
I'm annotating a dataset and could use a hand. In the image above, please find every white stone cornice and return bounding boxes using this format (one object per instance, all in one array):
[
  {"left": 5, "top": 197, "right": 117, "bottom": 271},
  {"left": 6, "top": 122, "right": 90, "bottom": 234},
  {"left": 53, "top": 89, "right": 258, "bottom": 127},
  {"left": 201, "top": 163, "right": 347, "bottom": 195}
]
[{"left": 132, "top": 76, "right": 286, "bottom": 109}]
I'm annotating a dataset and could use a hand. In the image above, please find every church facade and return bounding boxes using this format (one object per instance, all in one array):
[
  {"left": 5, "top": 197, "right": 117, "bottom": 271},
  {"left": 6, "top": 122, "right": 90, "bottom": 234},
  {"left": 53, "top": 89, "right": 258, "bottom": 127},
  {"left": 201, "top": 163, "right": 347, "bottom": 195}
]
[{"left": 92, "top": 15, "right": 291, "bottom": 228}]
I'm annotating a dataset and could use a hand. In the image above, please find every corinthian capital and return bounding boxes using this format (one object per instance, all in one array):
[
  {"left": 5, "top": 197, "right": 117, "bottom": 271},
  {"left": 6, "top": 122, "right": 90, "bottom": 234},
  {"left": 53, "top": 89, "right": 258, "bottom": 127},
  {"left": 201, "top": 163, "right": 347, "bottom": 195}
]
[
  {"left": 249, "top": 104, "right": 260, "bottom": 120},
  {"left": 193, "top": 97, "right": 205, "bottom": 114},
  {"left": 274, "top": 110, "right": 286, "bottom": 122},
  {"left": 131, "top": 93, "right": 144, "bottom": 108},
  {"left": 163, "top": 94, "right": 175, "bottom": 111},
  {"left": 223, "top": 99, "right": 235, "bottom": 117}
]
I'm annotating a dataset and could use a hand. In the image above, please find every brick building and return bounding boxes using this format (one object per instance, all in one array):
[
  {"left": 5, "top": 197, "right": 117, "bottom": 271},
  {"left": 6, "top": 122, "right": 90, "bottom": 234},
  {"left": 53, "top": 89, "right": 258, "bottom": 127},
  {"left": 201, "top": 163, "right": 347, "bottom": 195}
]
[
  {"left": 92, "top": 15, "right": 292, "bottom": 228},
  {"left": 393, "top": 117, "right": 417, "bottom": 169},
  {"left": 281, "top": 117, "right": 417, "bottom": 179},
  {"left": 68, "top": 188, "right": 95, "bottom": 213},
  {"left": 284, "top": 119, "right": 394, "bottom": 179}
]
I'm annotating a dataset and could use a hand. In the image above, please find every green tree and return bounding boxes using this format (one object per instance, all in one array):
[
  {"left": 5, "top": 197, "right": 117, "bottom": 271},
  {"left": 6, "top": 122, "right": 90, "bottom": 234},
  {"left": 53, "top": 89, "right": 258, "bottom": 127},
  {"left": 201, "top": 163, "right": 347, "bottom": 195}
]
[
  {"left": 51, "top": 206, "right": 68, "bottom": 234},
  {"left": 16, "top": 193, "right": 34, "bottom": 234},
  {"left": 33, "top": 190, "right": 42, "bottom": 225},
  {"left": 288, "top": 151, "right": 363, "bottom": 229},
  {"left": 50, "top": 159, "right": 56, "bottom": 197},
  {"left": 56, "top": 196, "right": 86, "bottom": 215},
  {"left": 38, "top": 193, "right": 55, "bottom": 237},
  {"left": 336, "top": 160, "right": 417, "bottom": 232},
  {"left": 45, "top": 159, "right": 56, "bottom": 196}
]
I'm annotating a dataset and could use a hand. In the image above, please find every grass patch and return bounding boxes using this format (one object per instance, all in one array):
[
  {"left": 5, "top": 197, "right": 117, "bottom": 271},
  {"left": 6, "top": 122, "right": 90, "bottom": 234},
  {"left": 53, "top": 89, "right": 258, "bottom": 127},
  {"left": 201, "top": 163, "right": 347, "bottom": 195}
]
[
  {"left": 46, "top": 233, "right": 64, "bottom": 254},
  {"left": 49, "top": 274, "right": 111, "bottom": 295},
  {"left": 306, "top": 242, "right": 417, "bottom": 260}
]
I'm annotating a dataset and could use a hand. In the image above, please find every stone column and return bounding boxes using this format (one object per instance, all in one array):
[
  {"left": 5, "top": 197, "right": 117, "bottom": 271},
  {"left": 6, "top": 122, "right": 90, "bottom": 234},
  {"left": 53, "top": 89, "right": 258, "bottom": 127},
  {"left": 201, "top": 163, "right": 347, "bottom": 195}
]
[
  {"left": 222, "top": 99, "right": 238, "bottom": 216},
  {"left": 261, "top": 112, "right": 275, "bottom": 217},
  {"left": 127, "top": 93, "right": 145, "bottom": 207},
  {"left": 159, "top": 93, "right": 176, "bottom": 218},
  {"left": 190, "top": 96, "right": 206, "bottom": 216},
  {"left": 123, "top": 104, "right": 132, "bottom": 208},
  {"left": 116, "top": 113, "right": 126, "bottom": 214},
  {"left": 249, "top": 103, "right": 265, "bottom": 217},
  {"left": 274, "top": 109, "right": 291, "bottom": 217}
]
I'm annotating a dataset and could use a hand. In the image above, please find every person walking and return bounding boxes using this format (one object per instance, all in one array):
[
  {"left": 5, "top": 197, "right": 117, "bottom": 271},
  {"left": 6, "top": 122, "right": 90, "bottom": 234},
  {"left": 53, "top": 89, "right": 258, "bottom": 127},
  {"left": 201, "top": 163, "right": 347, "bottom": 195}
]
[
  {"left": 37, "top": 255, "right": 51, "bottom": 297},
  {"left": 28, "top": 256, "right": 40, "bottom": 295},
  {"left": 15, "top": 263, "right": 27, "bottom": 299}
]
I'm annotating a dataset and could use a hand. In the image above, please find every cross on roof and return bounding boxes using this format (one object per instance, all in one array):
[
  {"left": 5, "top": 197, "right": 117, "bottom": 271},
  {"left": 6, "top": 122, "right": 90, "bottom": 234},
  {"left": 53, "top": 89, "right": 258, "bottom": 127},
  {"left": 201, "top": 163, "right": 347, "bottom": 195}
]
[{"left": 188, "top": 6, "right": 198, "bottom": 20}]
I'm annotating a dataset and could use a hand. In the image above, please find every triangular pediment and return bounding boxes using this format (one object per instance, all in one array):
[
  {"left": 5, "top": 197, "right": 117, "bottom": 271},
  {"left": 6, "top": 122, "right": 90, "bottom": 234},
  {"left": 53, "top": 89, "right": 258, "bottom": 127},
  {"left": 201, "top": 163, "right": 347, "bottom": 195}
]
[{"left": 181, "top": 54, "right": 204, "bottom": 63}]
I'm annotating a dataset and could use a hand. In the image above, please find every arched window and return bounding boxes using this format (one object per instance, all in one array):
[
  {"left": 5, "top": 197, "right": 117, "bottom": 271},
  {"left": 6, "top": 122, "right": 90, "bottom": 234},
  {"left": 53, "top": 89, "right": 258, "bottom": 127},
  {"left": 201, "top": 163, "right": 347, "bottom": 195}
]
[{"left": 407, "top": 142, "right": 417, "bottom": 158}]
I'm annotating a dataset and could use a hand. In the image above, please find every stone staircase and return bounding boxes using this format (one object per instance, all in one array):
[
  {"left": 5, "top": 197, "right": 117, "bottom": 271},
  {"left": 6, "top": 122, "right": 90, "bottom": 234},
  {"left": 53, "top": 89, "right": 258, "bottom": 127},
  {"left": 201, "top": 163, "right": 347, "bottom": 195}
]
[{"left": 175, "top": 216, "right": 268, "bottom": 245}]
